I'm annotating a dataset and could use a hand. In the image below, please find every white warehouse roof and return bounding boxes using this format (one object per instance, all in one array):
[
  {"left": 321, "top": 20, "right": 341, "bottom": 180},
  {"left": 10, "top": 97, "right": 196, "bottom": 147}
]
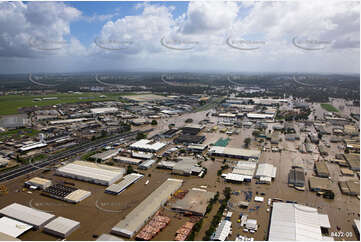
[
  {"left": 56, "top": 160, "right": 125, "bottom": 186},
  {"left": 0, "top": 203, "right": 55, "bottom": 228},
  {"left": 91, "top": 107, "right": 118, "bottom": 114},
  {"left": 105, "top": 173, "right": 144, "bottom": 194},
  {"left": 129, "top": 139, "right": 166, "bottom": 152},
  {"left": 209, "top": 147, "right": 260, "bottom": 160},
  {"left": 268, "top": 202, "right": 331, "bottom": 241},
  {"left": 255, "top": 163, "right": 277, "bottom": 179},
  {"left": 0, "top": 217, "right": 33, "bottom": 238},
  {"left": 44, "top": 216, "right": 80, "bottom": 238}
]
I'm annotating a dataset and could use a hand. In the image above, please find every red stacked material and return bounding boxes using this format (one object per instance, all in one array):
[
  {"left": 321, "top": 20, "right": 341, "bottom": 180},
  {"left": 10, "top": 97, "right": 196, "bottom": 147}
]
[
  {"left": 136, "top": 213, "right": 171, "bottom": 240},
  {"left": 175, "top": 222, "right": 195, "bottom": 241}
]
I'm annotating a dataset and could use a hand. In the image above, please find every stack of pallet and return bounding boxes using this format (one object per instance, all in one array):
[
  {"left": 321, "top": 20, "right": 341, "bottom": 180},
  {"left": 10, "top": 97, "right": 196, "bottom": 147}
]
[
  {"left": 136, "top": 212, "right": 171, "bottom": 240},
  {"left": 175, "top": 222, "right": 195, "bottom": 241}
]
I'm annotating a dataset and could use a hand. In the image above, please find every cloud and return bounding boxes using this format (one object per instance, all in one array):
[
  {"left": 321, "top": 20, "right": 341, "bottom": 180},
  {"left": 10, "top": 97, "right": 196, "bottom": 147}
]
[
  {"left": 0, "top": 1, "right": 82, "bottom": 58},
  {"left": 0, "top": 1, "right": 359, "bottom": 74}
]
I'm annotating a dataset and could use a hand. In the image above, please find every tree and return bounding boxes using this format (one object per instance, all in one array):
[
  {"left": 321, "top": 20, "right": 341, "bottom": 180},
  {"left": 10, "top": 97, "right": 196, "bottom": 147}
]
[
  {"left": 136, "top": 132, "right": 147, "bottom": 140},
  {"left": 151, "top": 120, "right": 158, "bottom": 125},
  {"left": 126, "top": 165, "right": 134, "bottom": 174},
  {"left": 244, "top": 138, "right": 251, "bottom": 148},
  {"left": 185, "top": 118, "right": 193, "bottom": 123}
]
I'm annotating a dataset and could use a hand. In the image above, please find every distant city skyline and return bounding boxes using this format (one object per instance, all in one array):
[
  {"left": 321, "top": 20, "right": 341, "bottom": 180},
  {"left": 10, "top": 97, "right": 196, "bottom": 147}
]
[{"left": 0, "top": 1, "right": 359, "bottom": 74}]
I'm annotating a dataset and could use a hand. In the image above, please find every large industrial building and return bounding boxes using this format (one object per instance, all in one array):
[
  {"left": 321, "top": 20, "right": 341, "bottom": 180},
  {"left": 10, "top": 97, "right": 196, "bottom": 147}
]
[
  {"left": 0, "top": 203, "right": 55, "bottom": 229},
  {"left": 268, "top": 202, "right": 331, "bottom": 241},
  {"left": 208, "top": 147, "right": 261, "bottom": 160},
  {"left": 55, "top": 160, "right": 125, "bottom": 186},
  {"left": 171, "top": 188, "right": 215, "bottom": 216},
  {"left": 255, "top": 163, "right": 277, "bottom": 184},
  {"left": 0, "top": 217, "right": 33, "bottom": 239},
  {"left": 111, "top": 178, "right": 183, "bottom": 238},
  {"left": 43, "top": 216, "right": 80, "bottom": 238},
  {"left": 105, "top": 173, "right": 144, "bottom": 195},
  {"left": 129, "top": 139, "right": 166, "bottom": 153}
]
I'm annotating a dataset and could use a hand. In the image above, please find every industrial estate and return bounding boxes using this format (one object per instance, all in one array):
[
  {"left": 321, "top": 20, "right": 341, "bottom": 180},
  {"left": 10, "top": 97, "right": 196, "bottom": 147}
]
[
  {"left": 0, "top": 1, "right": 359, "bottom": 242},
  {"left": 0, "top": 82, "right": 359, "bottom": 241}
]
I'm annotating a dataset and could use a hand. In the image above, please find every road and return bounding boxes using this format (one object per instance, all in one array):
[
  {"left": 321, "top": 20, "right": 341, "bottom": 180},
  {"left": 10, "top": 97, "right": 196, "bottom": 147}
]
[{"left": 0, "top": 129, "right": 152, "bottom": 183}]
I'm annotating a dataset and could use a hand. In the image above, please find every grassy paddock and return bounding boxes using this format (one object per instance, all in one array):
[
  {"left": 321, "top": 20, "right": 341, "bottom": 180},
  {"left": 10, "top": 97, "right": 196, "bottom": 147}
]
[
  {"left": 0, "top": 92, "right": 137, "bottom": 116},
  {"left": 321, "top": 103, "right": 339, "bottom": 112}
]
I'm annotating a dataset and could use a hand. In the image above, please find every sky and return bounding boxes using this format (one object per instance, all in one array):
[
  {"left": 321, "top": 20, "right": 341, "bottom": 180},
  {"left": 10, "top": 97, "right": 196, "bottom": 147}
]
[{"left": 0, "top": 1, "right": 359, "bottom": 74}]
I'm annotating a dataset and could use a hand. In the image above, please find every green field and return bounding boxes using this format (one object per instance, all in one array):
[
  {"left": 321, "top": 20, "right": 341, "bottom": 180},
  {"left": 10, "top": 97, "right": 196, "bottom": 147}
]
[
  {"left": 321, "top": 103, "right": 339, "bottom": 112},
  {"left": 0, "top": 128, "right": 39, "bottom": 141},
  {"left": 0, "top": 92, "right": 136, "bottom": 116}
]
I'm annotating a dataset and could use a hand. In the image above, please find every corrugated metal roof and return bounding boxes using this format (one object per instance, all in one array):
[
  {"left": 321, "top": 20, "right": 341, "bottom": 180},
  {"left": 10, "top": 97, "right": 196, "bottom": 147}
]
[
  {"left": 105, "top": 173, "right": 143, "bottom": 194},
  {"left": 269, "top": 202, "right": 329, "bottom": 241},
  {"left": 44, "top": 217, "right": 80, "bottom": 236},
  {"left": 0, "top": 217, "right": 33, "bottom": 238},
  {"left": 0, "top": 203, "right": 55, "bottom": 228}
]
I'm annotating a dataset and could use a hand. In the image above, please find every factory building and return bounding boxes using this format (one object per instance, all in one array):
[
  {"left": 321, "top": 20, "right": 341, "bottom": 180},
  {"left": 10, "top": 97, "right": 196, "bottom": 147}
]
[
  {"left": 255, "top": 163, "right": 277, "bottom": 184},
  {"left": 105, "top": 173, "right": 144, "bottom": 195},
  {"left": 308, "top": 177, "right": 333, "bottom": 193},
  {"left": 171, "top": 188, "right": 215, "bottom": 216},
  {"left": 0, "top": 203, "right": 55, "bottom": 229},
  {"left": 268, "top": 202, "right": 331, "bottom": 241},
  {"left": 129, "top": 139, "right": 166, "bottom": 153},
  {"left": 111, "top": 178, "right": 183, "bottom": 238},
  {"left": 90, "top": 149, "right": 119, "bottom": 161},
  {"left": 0, "top": 217, "right": 33, "bottom": 239},
  {"left": 172, "top": 158, "right": 199, "bottom": 176},
  {"left": 208, "top": 147, "right": 261, "bottom": 160},
  {"left": 138, "top": 159, "right": 156, "bottom": 170},
  {"left": 90, "top": 107, "right": 118, "bottom": 115},
  {"left": 113, "top": 156, "right": 143, "bottom": 165},
  {"left": 314, "top": 161, "right": 330, "bottom": 178},
  {"left": 24, "top": 177, "right": 52, "bottom": 190},
  {"left": 55, "top": 160, "right": 125, "bottom": 186},
  {"left": 288, "top": 167, "right": 305, "bottom": 190},
  {"left": 43, "top": 217, "right": 80, "bottom": 238}
]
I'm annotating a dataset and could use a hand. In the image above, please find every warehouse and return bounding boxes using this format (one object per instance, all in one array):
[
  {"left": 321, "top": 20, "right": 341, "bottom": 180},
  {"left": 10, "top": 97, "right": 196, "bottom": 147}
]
[
  {"left": 56, "top": 160, "right": 125, "bottom": 186},
  {"left": 41, "top": 183, "right": 91, "bottom": 203},
  {"left": 138, "top": 159, "right": 156, "bottom": 170},
  {"left": 314, "top": 161, "right": 330, "bottom": 178},
  {"left": 49, "top": 118, "right": 88, "bottom": 125},
  {"left": 233, "top": 161, "right": 257, "bottom": 177},
  {"left": 213, "top": 220, "right": 232, "bottom": 241},
  {"left": 111, "top": 178, "right": 183, "bottom": 238},
  {"left": 91, "top": 107, "right": 118, "bottom": 115},
  {"left": 344, "top": 154, "right": 360, "bottom": 171},
  {"left": 160, "top": 129, "right": 180, "bottom": 138},
  {"left": 105, "top": 173, "right": 144, "bottom": 195},
  {"left": 209, "top": 147, "right": 261, "bottom": 160},
  {"left": 97, "top": 234, "right": 124, "bottom": 241},
  {"left": 172, "top": 158, "right": 198, "bottom": 176},
  {"left": 187, "top": 144, "right": 208, "bottom": 153},
  {"left": 181, "top": 125, "right": 204, "bottom": 135},
  {"left": 0, "top": 217, "right": 33, "bottom": 238},
  {"left": 24, "top": 177, "right": 52, "bottom": 190},
  {"left": 90, "top": 149, "right": 119, "bottom": 161},
  {"left": 174, "top": 135, "right": 206, "bottom": 145},
  {"left": 19, "top": 142, "right": 47, "bottom": 152},
  {"left": 338, "top": 181, "right": 360, "bottom": 196},
  {"left": 247, "top": 113, "right": 274, "bottom": 120},
  {"left": 157, "top": 161, "right": 176, "bottom": 170},
  {"left": 171, "top": 188, "right": 215, "bottom": 216},
  {"left": 223, "top": 173, "right": 252, "bottom": 183},
  {"left": 113, "top": 156, "right": 143, "bottom": 165},
  {"left": 43, "top": 216, "right": 80, "bottom": 238},
  {"left": 255, "top": 163, "right": 277, "bottom": 184},
  {"left": 0, "top": 203, "right": 55, "bottom": 229},
  {"left": 309, "top": 177, "right": 333, "bottom": 193},
  {"left": 129, "top": 139, "right": 166, "bottom": 153},
  {"left": 288, "top": 167, "right": 305, "bottom": 190},
  {"left": 131, "top": 151, "right": 153, "bottom": 159},
  {"left": 268, "top": 202, "right": 331, "bottom": 241},
  {"left": 0, "top": 157, "right": 9, "bottom": 167}
]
